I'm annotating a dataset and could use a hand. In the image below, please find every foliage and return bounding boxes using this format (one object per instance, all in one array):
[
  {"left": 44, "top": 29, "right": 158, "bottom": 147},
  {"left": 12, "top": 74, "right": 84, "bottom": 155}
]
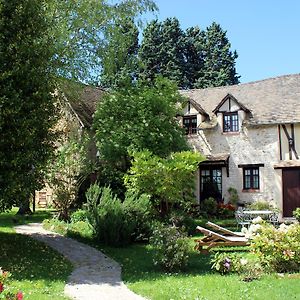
[
  {"left": 43, "top": 218, "right": 68, "bottom": 236},
  {"left": 250, "top": 223, "right": 300, "bottom": 272},
  {"left": 99, "top": 18, "right": 140, "bottom": 89},
  {"left": 123, "top": 192, "right": 156, "bottom": 241},
  {"left": 217, "top": 203, "right": 236, "bottom": 218},
  {"left": 292, "top": 207, "right": 300, "bottom": 222},
  {"left": 93, "top": 77, "right": 189, "bottom": 195},
  {"left": 70, "top": 209, "right": 88, "bottom": 224},
  {"left": 139, "top": 18, "right": 239, "bottom": 89},
  {"left": 194, "top": 22, "right": 239, "bottom": 88},
  {"left": 47, "top": 134, "right": 91, "bottom": 221},
  {"left": 139, "top": 18, "right": 187, "bottom": 87},
  {"left": 150, "top": 225, "right": 190, "bottom": 271},
  {"left": 0, "top": 0, "right": 58, "bottom": 211},
  {"left": 124, "top": 150, "right": 203, "bottom": 215},
  {"left": 211, "top": 252, "right": 241, "bottom": 275},
  {"left": 167, "top": 209, "right": 198, "bottom": 235},
  {"left": 211, "top": 252, "right": 263, "bottom": 281},
  {"left": 200, "top": 197, "right": 218, "bottom": 216},
  {"left": 0, "top": 269, "right": 23, "bottom": 300},
  {"left": 246, "top": 200, "right": 274, "bottom": 211},
  {"left": 85, "top": 183, "right": 154, "bottom": 246},
  {"left": 227, "top": 187, "right": 239, "bottom": 206},
  {"left": 46, "top": 0, "right": 156, "bottom": 83}
]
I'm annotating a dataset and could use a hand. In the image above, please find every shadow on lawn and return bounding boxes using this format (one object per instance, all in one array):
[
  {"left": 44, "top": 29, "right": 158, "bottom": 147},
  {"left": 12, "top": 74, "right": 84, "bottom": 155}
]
[{"left": 0, "top": 231, "right": 72, "bottom": 282}]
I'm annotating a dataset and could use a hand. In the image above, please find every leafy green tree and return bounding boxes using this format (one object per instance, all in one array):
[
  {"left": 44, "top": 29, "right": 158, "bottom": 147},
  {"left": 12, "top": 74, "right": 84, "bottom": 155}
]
[
  {"left": 99, "top": 18, "right": 139, "bottom": 89},
  {"left": 47, "top": 0, "right": 157, "bottom": 83},
  {"left": 93, "top": 77, "right": 189, "bottom": 195},
  {"left": 0, "top": 0, "right": 156, "bottom": 212},
  {"left": 124, "top": 150, "right": 204, "bottom": 215},
  {"left": 0, "top": 0, "right": 57, "bottom": 211},
  {"left": 194, "top": 22, "right": 240, "bottom": 88},
  {"left": 139, "top": 18, "right": 187, "bottom": 87}
]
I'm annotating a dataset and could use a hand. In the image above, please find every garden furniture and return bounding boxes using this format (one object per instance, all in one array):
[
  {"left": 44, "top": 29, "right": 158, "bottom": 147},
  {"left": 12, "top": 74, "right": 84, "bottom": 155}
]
[{"left": 194, "top": 226, "right": 249, "bottom": 254}]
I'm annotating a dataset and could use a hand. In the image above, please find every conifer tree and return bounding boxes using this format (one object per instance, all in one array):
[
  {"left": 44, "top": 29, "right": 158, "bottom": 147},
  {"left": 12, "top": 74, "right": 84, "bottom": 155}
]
[{"left": 194, "top": 22, "right": 240, "bottom": 88}]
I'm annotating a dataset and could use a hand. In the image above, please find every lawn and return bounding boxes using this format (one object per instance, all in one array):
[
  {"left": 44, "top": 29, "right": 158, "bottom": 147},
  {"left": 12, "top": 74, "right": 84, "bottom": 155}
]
[
  {"left": 48, "top": 216, "right": 300, "bottom": 300},
  {"left": 99, "top": 241, "right": 300, "bottom": 300},
  {"left": 0, "top": 210, "right": 73, "bottom": 300}
]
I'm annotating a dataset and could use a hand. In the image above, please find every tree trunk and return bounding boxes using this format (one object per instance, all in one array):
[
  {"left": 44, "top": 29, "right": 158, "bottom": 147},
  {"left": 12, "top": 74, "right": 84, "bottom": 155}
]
[{"left": 17, "top": 199, "right": 33, "bottom": 215}]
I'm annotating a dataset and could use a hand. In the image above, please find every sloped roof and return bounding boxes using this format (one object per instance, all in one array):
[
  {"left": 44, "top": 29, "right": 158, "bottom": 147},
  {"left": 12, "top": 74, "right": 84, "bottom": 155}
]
[
  {"left": 180, "top": 74, "right": 300, "bottom": 125},
  {"left": 60, "top": 81, "right": 106, "bottom": 127}
]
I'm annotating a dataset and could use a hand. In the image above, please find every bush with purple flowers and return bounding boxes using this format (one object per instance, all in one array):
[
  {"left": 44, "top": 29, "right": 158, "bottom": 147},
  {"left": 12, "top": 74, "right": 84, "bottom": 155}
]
[{"left": 210, "top": 252, "right": 241, "bottom": 275}]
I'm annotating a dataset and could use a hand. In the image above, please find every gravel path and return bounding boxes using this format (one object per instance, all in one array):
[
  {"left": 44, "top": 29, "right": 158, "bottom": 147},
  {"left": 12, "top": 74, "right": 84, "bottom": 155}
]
[{"left": 15, "top": 223, "right": 146, "bottom": 300}]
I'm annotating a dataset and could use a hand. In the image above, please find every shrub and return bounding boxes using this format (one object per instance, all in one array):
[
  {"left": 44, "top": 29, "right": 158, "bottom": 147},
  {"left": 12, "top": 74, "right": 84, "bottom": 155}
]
[
  {"left": 168, "top": 209, "right": 197, "bottom": 235},
  {"left": 85, "top": 184, "right": 131, "bottom": 246},
  {"left": 227, "top": 187, "right": 239, "bottom": 206},
  {"left": 85, "top": 184, "right": 158, "bottom": 246},
  {"left": 246, "top": 200, "right": 273, "bottom": 211},
  {"left": 217, "top": 203, "right": 235, "bottom": 218},
  {"left": 250, "top": 223, "right": 300, "bottom": 272},
  {"left": 67, "top": 221, "right": 93, "bottom": 238},
  {"left": 200, "top": 197, "right": 217, "bottom": 216},
  {"left": 42, "top": 218, "right": 68, "bottom": 235},
  {"left": 211, "top": 252, "right": 241, "bottom": 275},
  {"left": 70, "top": 209, "right": 88, "bottom": 223},
  {"left": 123, "top": 192, "right": 155, "bottom": 241},
  {"left": 292, "top": 207, "right": 300, "bottom": 222},
  {"left": 0, "top": 268, "right": 23, "bottom": 300},
  {"left": 150, "top": 225, "right": 189, "bottom": 272}
]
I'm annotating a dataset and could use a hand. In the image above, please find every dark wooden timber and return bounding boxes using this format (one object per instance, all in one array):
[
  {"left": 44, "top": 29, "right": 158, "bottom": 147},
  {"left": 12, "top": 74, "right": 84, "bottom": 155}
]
[{"left": 278, "top": 124, "right": 282, "bottom": 160}]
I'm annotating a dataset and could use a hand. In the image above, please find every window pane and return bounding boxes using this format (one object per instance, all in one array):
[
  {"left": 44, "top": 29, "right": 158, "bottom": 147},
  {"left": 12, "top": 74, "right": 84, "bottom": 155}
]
[
  {"left": 223, "top": 113, "right": 239, "bottom": 132},
  {"left": 244, "top": 167, "right": 260, "bottom": 189}
]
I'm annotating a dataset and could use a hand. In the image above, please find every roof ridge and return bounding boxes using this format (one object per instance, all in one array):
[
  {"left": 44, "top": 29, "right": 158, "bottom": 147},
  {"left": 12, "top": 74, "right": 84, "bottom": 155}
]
[{"left": 180, "top": 73, "right": 300, "bottom": 93}]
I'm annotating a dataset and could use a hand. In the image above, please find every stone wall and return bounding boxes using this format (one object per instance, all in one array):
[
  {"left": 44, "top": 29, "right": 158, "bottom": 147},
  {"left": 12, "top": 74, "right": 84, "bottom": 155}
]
[{"left": 190, "top": 122, "right": 282, "bottom": 208}]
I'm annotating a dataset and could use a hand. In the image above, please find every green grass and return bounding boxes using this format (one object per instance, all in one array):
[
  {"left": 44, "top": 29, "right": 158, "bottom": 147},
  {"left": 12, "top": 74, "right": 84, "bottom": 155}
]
[
  {"left": 98, "top": 242, "right": 300, "bottom": 300},
  {"left": 0, "top": 209, "right": 73, "bottom": 300},
  {"left": 40, "top": 216, "right": 300, "bottom": 300}
]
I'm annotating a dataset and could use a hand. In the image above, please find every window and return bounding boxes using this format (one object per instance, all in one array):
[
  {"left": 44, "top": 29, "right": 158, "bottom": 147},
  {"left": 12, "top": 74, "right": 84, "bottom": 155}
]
[
  {"left": 183, "top": 115, "right": 197, "bottom": 135},
  {"left": 200, "top": 168, "right": 222, "bottom": 200},
  {"left": 223, "top": 112, "right": 239, "bottom": 132},
  {"left": 243, "top": 167, "right": 260, "bottom": 190}
]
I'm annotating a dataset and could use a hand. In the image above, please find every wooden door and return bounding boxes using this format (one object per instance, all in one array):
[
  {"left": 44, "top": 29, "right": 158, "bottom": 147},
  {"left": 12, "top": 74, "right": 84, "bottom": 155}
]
[{"left": 282, "top": 168, "right": 300, "bottom": 217}]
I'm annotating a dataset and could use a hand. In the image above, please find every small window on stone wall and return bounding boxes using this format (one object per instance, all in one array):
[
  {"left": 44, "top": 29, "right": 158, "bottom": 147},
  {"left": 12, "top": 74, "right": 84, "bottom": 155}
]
[
  {"left": 183, "top": 115, "right": 197, "bottom": 135},
  {"left": 243, "top": 167, "right": 260, "bottom": 190},
  {"left": 223, "top": 112, "right": 238, "bottom": 132}
]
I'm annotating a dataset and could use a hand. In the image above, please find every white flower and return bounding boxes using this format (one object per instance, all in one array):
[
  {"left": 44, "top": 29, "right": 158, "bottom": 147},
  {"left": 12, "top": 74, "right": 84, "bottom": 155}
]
[
  {"left": 278, "top": 223, "right": 289, "bottom": 233},
  {"left": 252, "top": 216, "right": 263, "bottom": 224},
  {"left": 240, "top": 258, "right": 248, "bottom": 266}
]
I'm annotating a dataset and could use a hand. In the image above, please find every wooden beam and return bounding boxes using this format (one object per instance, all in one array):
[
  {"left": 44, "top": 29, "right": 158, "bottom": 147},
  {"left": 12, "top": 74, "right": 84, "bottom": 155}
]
[
  {"left": 291, "top": 124, "right": 299, "bottom": 159},
  {"left": 282, "top": 124, "right": 293, "bottom": 160},
  {"left": 278, "top": 124, "right": 282, "bottom": 160}
]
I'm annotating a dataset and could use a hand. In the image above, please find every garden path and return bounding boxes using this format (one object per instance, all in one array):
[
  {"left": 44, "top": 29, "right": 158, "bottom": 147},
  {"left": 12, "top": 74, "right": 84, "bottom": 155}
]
[{"left": 15, "top": 223, "right": 146, "bottom": 300}]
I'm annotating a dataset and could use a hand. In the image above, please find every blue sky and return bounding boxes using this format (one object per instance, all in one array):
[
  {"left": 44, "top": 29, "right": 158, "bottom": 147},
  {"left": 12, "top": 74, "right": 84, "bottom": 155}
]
[{"left": 144, "top": 0, "right": 300, "bottom": 83}]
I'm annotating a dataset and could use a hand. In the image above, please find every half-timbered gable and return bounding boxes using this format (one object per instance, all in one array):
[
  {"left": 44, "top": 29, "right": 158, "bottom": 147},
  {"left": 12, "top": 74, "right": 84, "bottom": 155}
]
[{"left": 180, "top": 74, "right": 300, "bottom": 219}]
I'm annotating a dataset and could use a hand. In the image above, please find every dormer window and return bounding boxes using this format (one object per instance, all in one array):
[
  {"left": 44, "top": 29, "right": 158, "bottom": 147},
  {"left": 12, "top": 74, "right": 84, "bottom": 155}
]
[
  {"left": 223, "top": 112, "right": 238, "bottom": 132},
  {"left": 183, "top": 115, "right": 197, "bottom": 135}
]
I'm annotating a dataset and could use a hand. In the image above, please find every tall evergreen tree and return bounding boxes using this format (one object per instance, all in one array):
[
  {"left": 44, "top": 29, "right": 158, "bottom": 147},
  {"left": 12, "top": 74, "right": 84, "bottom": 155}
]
[
  {"left": 139, "top": 18, "right": 186, "bottom": 87},
  {"left": 139, "top": 19, "right": 239, "bottom": 89},
  {"left": 184, "top": 26, "right": 205, "bottom": 89},
  {"left": 0, "top": 0, "right": 57, "bottom": 211},
  {"left": 194, "top": 22, "right": 240, "bottom": 88},
  {"left": 99, "top": 18, "right": 139, "bottom": 89}
]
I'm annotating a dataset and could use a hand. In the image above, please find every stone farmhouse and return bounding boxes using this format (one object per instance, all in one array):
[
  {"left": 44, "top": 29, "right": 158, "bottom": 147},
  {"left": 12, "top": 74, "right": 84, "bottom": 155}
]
[
  {"left": 35, "top": 83, "right": 105, "bottom": 208},
  {"left": 180, "top": 73, "right": 300, "bottom": 219},
  {"left": 36, "top": 74, "right": 300, "bottom": 220}
]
